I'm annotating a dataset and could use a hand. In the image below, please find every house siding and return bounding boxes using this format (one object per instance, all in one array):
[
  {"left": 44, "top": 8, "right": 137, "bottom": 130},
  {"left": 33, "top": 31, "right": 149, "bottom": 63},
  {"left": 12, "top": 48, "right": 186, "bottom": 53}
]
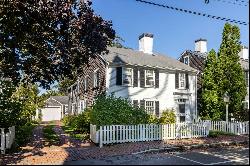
[
  {"left": 106, "top": 65, "right": 197, "bottom": 122},
  {"left": 68, "top": 56, "right": 107, "bottom": 115}
]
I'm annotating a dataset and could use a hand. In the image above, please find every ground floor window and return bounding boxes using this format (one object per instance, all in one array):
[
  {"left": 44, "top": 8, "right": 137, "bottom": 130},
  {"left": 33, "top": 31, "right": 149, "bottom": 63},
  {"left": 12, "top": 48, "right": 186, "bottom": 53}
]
[
  {"left": 180, "top": 116, "right": 185, "bottom": 122},
  {"left": 145, "top": 101, "right": 155, "bottom": 115}
]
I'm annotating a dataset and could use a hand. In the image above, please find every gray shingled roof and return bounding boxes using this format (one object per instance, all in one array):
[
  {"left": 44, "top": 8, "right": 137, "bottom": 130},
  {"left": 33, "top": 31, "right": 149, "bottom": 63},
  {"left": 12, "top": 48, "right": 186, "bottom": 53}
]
[
  {"left": 50, "top": 96, "right": 68, "bottom": 105},
  {"left": 103, "top": 47, "right": 197, "bottom": 72}
]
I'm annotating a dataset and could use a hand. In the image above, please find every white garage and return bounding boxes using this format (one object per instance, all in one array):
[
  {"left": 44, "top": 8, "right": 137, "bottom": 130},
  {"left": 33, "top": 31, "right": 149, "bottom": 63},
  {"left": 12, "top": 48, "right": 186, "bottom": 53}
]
[
  {"left": 40, "top": 106, "right": 62, "bottom": 121},
  {"left": 35, "top": 96, "right": 68, "bottom": 122}
]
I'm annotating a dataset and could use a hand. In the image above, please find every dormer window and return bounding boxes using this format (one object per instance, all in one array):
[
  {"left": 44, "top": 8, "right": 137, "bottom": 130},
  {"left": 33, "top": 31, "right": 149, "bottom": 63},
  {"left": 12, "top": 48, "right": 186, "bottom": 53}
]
[
  {"left": 145, "top": 70, "right": 154, "bottom": 87},
  {"left": 179, "top": 73, "right": 186, "bottom": 89},
  {"left": 184, "top": 56, "right": 189, "bottom": 65},
  {"left": 123, "top": 68, "right": 133, "bottom": 86}
]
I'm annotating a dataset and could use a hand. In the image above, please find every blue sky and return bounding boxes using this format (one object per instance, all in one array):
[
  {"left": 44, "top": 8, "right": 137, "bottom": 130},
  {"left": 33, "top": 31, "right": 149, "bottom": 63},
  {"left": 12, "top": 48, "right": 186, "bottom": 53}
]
[
  {"left": 92, "top": 0, "right": 249, "bottom": 57},
  {"left": 39, "top": 0, "right": 249, "bottom": 95}
]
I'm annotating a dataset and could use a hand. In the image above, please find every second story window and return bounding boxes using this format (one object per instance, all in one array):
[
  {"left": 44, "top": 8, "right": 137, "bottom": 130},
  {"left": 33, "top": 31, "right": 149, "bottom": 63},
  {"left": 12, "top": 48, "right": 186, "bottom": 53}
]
[
  {"left": 184, "top": 56, "right": 189, "bottom": 65},
  {"left": 179, "top": 73, "right": 186, "bottom": 89},
  {"left": 123, "top": 68, "right": 133, "bottom": 86},
  {"left": 145, "top": 70, "right": 154, "bottom": 87},
  {"left": 84, "top": 76, "right": 88, "bottom": 91},
  {"left": 93, "top": 70, "right": 99, "bottom": 88}
]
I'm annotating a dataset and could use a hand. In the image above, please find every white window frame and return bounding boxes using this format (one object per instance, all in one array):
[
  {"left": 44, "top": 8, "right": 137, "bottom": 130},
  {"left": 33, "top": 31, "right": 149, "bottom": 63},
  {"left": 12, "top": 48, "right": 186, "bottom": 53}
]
[
  {"left": 183, "top": 56, "right": 189, "bottom": 65},
  {"left": 93, "top": 69, "right": 99, "bottom": 88},
  {"left": 245, "top": 71, "right": 249, "bottom": 87},
  {"left": 145, "top": 100, "right": 155, "bottom": 115},
  {"left": 84, "top": 75, "right": 89, "bottom": 91},
  {"left": 176, "top": 98, "right": 187, "bottom": 123},
  {"left": 122, "top": 67, "right": 133, "bottom": 86},
  {"left": 145, "top": 70, "right": 155, "bottom": 87},
  {"left": 179, "top": 73, "right": 186, "bottom": 89}
]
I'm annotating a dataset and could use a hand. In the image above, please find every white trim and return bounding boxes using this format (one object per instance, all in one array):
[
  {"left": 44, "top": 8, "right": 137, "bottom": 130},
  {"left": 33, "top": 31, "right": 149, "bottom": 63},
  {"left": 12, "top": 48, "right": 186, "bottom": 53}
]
[
  {"left": 145, "top": 69, "right": 155, "bottom": 87},
  {"left": 122, "top": 67, "right": 133, "bottom": 86},
  {"left": 93, "top": 68, "right": 100, "bottom": 88},
  {"left": 183, "top": 56, "right": 189, "bottom": 66}
]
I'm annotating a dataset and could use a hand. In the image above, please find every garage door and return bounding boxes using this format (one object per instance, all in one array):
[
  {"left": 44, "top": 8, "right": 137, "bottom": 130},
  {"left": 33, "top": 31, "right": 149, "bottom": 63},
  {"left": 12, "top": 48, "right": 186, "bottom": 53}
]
[{"left": 41, "top": 107, "right": 62, "bottom": 121}]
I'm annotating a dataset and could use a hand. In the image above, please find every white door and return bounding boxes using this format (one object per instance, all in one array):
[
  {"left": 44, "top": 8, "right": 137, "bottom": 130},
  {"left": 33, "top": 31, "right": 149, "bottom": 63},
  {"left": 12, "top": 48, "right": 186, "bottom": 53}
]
[{"left": 41, "top": 107, "right": 62, "bottom": 121}]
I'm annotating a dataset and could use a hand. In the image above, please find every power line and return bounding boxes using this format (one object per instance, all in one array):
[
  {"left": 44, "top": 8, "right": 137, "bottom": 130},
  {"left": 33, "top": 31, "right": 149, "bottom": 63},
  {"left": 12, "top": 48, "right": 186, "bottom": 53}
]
[
  {"left": 136, "top": 0, "right": 248, "bottom": 26},
  {"left": 207, "top": 0, "right": 248, "bottom": 6}
]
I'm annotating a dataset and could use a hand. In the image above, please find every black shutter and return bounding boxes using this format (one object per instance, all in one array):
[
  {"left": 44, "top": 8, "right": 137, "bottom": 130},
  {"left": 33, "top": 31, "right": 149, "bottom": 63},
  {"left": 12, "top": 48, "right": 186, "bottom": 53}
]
[
  {"left": 155, "top": 101, "right": 159, "bottom": 117},
  {"left": 133, "top": 100, "right": 139, "bottom": 107},
  {"left": 140, "top": 100, "right": 145, "bottom": 109},
  {"left": 116, "top": 67, "right": 122, "bottom": 85},
  {"left": 185, "top": 73, "right": 189, "bottom": 89},
  {"left": 133, "top": 67, "right": 138, "bottom": 87},
  {"left": 140, "top": 68, "right": 145, "bottom": 88},
  {"left": 175, "top": 73, "right": 179, "bottom": 89},
  {"left": 155, "top": 69, "right": 159, "bottom": 88}
]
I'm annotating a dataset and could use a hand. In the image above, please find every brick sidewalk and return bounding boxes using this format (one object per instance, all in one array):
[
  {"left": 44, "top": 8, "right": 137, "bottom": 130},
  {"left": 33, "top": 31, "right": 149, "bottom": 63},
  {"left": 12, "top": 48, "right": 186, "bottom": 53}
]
[{"left": 0, "top": 124, "right": 248, "bottom": 165}]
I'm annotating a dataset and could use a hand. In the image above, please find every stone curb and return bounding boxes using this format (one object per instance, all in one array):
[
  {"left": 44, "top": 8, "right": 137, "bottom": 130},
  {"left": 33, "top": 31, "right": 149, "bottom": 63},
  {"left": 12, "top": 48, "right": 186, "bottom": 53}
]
[{"left": 132, "top": 140, "right": 249, "bottom": 155}]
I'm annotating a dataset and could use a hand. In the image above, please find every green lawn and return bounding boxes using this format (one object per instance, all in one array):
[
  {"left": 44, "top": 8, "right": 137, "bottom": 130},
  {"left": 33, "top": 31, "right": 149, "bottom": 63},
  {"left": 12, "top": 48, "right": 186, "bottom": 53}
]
[{"left": 43, "top": 125, "right": 60, "bottom": 145}]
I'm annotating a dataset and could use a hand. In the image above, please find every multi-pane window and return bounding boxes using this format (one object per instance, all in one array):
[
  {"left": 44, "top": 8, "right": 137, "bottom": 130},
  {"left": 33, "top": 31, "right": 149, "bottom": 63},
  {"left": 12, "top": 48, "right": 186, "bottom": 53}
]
[
  {"left": 245, "top": 71, "right": 249, "bottom": 87},
  {"left": 180, "top": 116, "right": 185, "bottom": 122},
  {"left": 93, "top": 70, "right": 99, "bottom": 88},
  {"left": 84, "top": 76, "right": 88, "bottom": 91},
  {"left": 179, "top": 73, "right": 186, "bottom": 88},
  {"left": 145, "top": 70, "right": 154, "bottom": 87},
  {"left": 179, "top": 104, "right": 185, "bottom": 113},
  {"left": 123, "top": 68, "right": 133, "bottom": 86},
  {"left": 145, "top": 101, "right": 155, "bottom": 115},
  {"left": 184, "top": 56, "right": 189, "bottom": 65}
]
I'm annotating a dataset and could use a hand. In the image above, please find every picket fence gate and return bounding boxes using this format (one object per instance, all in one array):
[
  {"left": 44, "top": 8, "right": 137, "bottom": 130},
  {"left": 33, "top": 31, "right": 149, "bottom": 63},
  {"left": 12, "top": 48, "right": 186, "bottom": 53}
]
[
  {"left": 0, "top": 126, "right": 15, "bottom": 154},
  {"left": 198, "top": 120, "right": 249, "bottom": 135},
  {"left": 90, "top": 123, "right": 209, "bottom": 148}
]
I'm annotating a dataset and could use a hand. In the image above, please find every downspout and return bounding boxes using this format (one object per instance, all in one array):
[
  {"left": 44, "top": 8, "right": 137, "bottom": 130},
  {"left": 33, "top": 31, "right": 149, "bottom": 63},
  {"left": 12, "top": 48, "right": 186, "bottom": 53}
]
[{"left": 195, "top": 70, "right": 200, "bottom": 122}]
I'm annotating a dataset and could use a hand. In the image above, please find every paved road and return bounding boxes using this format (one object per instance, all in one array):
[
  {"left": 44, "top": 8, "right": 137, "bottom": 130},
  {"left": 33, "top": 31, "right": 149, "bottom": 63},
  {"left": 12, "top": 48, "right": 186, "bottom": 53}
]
[{"left": 64, "top": 146, "right": 249, "bottom": 165}]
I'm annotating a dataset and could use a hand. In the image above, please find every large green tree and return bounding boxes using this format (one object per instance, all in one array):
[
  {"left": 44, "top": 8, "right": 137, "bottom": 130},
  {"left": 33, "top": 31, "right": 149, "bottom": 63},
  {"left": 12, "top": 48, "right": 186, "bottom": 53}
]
[
  {"left": 200, "top": 49, "right": 222, "bottom": 120},
  {"left": 0, "top": 0, "right": 115, "bottom": 89},
  {"left": 217, "top": 23, "right": 247, "bottom": 121}
]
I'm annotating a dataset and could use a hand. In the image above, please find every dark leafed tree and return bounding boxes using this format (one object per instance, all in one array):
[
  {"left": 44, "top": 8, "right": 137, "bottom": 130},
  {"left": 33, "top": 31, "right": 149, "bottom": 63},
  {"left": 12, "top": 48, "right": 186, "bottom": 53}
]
[
  {"left": 0, "top": 0, "right": 115, "bottom": 89},
  {"left": 217, "top": 23, "right": 247, "bottom": 121}
]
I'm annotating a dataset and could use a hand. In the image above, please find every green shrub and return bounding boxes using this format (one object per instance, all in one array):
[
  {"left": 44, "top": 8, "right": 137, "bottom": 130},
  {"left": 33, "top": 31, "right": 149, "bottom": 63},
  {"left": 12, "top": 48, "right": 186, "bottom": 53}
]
[
  {"left": 62, "top": 114, "right": 77, "bottom": 126},
  {"left": 159, "top": 109, "right": 176, "bottom": 124},
  {"left": 73, "top": 108, "right": 91, "bottom": 133},
  {"left": 15, "top": 122, "right": 37, "bottom": 147},
  {"left": 90, "top": 94, "right": 150, "bottom": 128},
  {"left": 147, "top": 115, "right": 160, "bottom": 124},
  {"left": 208, "top": 130, "right": 235, "bottom": 138}
]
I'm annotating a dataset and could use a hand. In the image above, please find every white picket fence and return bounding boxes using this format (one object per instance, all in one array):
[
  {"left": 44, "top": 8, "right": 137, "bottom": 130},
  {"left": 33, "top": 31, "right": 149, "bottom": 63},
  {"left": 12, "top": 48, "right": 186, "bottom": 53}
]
[
  {"left": 0, "top": 126, "right": 15, "bottom": 154},
  {"left": 198, "top": 120, "right": 249, "bottom": 135},
  {"left": 90, "top": 123, "right": 209, "bottom": 148}
]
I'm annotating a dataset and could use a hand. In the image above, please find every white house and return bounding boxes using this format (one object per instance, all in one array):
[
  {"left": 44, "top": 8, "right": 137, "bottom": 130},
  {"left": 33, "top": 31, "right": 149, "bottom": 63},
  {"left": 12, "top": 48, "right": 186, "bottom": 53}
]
[
  {"left": 68, "top": 33, "right": 198, "bottom": 123},
  {"left": 36, "top": 96, "right": 68, "bottom": 121}
]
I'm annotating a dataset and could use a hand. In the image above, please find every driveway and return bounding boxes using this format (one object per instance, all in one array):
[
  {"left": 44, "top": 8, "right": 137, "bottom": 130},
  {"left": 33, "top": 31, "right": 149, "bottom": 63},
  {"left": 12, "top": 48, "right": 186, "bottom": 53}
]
[{"left": 64, "top": 145, "right": 249, "bottom": 165}]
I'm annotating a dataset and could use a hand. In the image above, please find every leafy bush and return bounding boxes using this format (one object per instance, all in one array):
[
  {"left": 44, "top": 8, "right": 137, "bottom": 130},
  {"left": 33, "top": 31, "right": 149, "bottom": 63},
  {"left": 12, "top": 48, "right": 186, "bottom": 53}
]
[
  {"left": 208, "top": 130, "right": 235, "bottom": 138},
  {"left": 147, "top": 115, "right": 160, "bottom": 124},
  {"left": 15, "top": 122, "right": 37, "bottom": 147},
  {"left": 159, "top": 109, "right": 176, "bottom": 124},
  {"left": 62, "top": 114, "right": 77, "bottom": 126},
  {"left": 62, "top": 108, "right": 91, "bottom": 134},
  {"left": 90, "top": 94, "right": 150, "bottom": 128}
]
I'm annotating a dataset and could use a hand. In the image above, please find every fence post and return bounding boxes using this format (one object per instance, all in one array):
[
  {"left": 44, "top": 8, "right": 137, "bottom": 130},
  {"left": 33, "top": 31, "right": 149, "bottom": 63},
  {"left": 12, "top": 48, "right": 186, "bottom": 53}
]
[
  {"left": 99, "top": 126, "right": 103, "bottom": 148},
  {"left": 1, "top": 128, "right": 5, "bottom": 154}
]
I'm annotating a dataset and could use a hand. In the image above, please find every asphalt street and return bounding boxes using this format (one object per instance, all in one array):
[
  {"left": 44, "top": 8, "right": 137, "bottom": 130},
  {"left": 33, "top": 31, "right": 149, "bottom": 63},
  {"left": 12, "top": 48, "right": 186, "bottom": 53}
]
[{"left": 64, "top": 146, "right": 249, "bottom": 165}]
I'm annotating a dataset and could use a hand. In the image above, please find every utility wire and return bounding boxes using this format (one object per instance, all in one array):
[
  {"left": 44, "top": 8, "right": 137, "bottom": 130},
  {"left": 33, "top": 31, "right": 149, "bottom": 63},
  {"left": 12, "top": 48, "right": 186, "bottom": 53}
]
[
  {"left": 208, "top": 0, "right": 248, "bottom": 6},
  {"left": 136, "top": 0, "right": 248, "bottom": 25}
]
